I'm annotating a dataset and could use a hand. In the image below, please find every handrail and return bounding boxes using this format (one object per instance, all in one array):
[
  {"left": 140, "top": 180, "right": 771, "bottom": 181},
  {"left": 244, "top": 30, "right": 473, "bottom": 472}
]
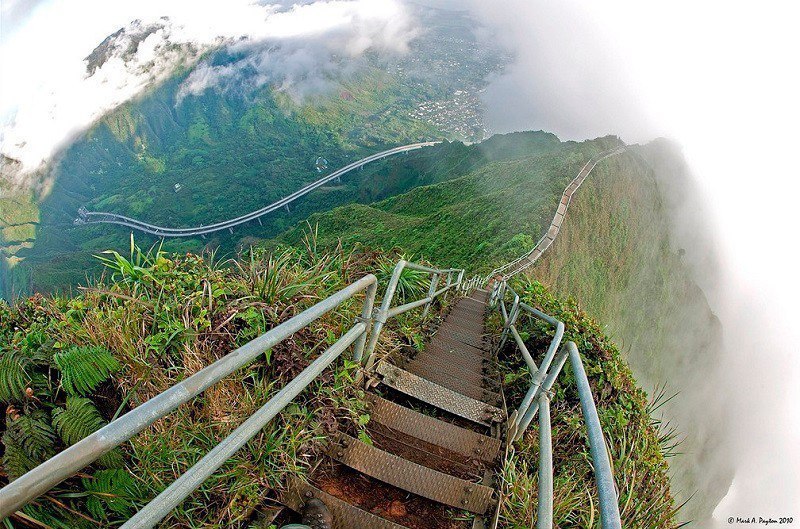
[
  {"left": 484, "top": 146, "right": 625, "bottom": 284},
  {"left": 0, "top": 258, "right": 464, "bottom": 526},
  {"left": 76, "top": 142, "right": 439, "bottom": 238},
  {"left": 491, "top": 280, "right": 621, "bottom": 529},
  {"left": 362, "top": 260, "right": 464, "bottom": 370}
]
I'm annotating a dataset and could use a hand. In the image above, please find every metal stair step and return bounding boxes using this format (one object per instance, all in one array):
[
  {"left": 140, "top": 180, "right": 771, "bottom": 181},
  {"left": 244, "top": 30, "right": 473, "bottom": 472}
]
[
  {"left": 365, "top": 394, "right": 500, "bottom": 463},
  {"left": 377, "top": 362, "right": 505, "bottom": 426},
  {"left": 434, "top": 328, "right": 485, "bottom": 348},
  {"left": 405, "top": 355, "right": 487, "bottom": 386},
  {"left": 428, "top": 337, "right": 490, "bottom": 357},
  {"left": 327, "top": 432, "right": 495, "bottom": 514},
  {"left": 403, "top": 363, "right": 501, "bottom": 404},
  {"left": 281, "top": 476, "right": 410, "bottom": 529}
]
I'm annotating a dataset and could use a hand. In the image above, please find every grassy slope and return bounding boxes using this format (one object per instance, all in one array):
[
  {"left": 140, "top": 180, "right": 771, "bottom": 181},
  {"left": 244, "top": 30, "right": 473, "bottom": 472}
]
[
  {"left": 277, "top": 134, "right": 620, "bottom": 271},
  {"left": 0, "top": 242, "right": 445, "bottom": 528},
  {"left": 528, "top": 146, "right": 732, "bottom": 522}
]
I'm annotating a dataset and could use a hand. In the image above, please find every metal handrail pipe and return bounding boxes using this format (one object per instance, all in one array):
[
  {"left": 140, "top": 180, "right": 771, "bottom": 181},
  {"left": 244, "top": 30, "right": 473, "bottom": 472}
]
[
  {"left": 515, "top": 320, "right": 564, "bottom": 428},
  {"left": 509, "top": 325, "right": 537, "bottom": 374},
  {"left": 514, "top": 346, "right": 568, "bottom": 441},
  {"left": 567, "top": 341, "right": 622, "bottom": 528},
  {"left": 536, "top": 393, "right": 553, "bottom": 529},
  {"left": 387, "top": 297, "right": 433, "bottom": 318},
  {"left": 121, "top": 323, "right": 367, "bottom": 529},
  {"left": 519, "top": 302, "right": 559, "bottom": 327},
  {"left": 432, "top": 283, "right": 456, "bottom": 298},
  {"left": 421, "top": 274, "right": 440, "bottom": 319},
  {"left": 0, "top": 274, "right": 378, "bottom": 519},
  {"left": 362, "top": 260, "right": 463, "bottom": 367}
]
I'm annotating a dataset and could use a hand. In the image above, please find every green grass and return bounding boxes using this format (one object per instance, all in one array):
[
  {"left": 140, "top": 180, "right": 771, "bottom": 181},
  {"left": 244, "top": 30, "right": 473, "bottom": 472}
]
[
  {"left": 275, "top": 134, "right": 619, "bottom": 272},
  {"left": 496, "top": 280, "right": 679, "bottom": 528},
  {"left": 0, "top": 237, "right": 446, "bottom": 528}
]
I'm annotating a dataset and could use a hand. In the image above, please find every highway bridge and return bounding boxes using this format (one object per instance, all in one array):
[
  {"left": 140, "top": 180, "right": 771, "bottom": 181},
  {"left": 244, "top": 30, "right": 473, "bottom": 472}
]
[{"left": 75, "top": 142, "right": 438, "bottom": 238}]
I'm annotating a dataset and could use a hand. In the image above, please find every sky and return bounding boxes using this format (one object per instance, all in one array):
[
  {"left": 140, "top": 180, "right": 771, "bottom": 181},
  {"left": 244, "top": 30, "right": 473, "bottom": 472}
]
[{"left": 2, "top": 0, "right": 799, "bottom": 524}]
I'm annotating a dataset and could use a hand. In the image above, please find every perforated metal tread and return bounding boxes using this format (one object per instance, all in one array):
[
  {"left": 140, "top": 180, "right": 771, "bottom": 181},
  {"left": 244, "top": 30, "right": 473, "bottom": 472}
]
[
  {"left": 405, "top": 355, "right": 487, "bottom": 386},
  {"left": 434, "top": 328, "right": 486, "bottom": 348},
  {"left": 377, "top": 362, "right": 505, "bottom": 426},
  {"left": 403, "top": 363, "right": 500, "bottom": 404},
  {"left": 281, "top": 476, "right": 409, "bottom": 529},
  {"left": 327, "top": 432, "right": 495, "bottom": 514},
  {"left": 428, "top": 337, "right": 492, "bottom": 358},
  {"left": 364, "top": 394, "right": 501, "bottom": 463}
]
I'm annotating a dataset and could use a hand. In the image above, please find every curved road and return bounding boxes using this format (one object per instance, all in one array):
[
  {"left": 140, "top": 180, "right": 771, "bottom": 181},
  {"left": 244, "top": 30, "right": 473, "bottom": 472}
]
[{"left": 76, "top": 142, "right": 438, "bottom": 238}]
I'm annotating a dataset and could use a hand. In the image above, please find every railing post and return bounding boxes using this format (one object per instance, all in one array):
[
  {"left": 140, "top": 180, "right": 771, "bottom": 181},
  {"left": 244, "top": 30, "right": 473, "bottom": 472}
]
[
  {"left": 516, "top": 321, "right": 565, "bottom": 433},
  {"left": 567, "top": 342, "right": 622, "bottom": 529},
  {"left": 497, "top": 293, "right": 520, "bottom": 351},
  {"left": 421, "top": 273, "right": 440, "bottom": 319},
  {"left": 363, "top": 260, "right": 407, "bottom": 369},
  {"left": 536, "top": 392, "right": 553, "bottom": 529},
  {"left": 353, "top": 280, "right": 378, "bottom": 363},
  {"left": 515, "top": 346, "right": 568, "bottom": 441}
]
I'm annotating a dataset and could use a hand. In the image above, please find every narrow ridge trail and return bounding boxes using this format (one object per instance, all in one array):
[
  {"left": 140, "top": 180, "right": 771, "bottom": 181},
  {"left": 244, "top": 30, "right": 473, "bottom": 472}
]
[{"left": 280, "top": 289, "right": 505, "bottom": 528}]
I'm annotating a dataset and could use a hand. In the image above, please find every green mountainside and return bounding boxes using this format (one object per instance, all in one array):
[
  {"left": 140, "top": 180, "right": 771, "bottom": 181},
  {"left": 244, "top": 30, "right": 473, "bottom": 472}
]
[
  {"left": 270, "top": 135, "right": 727, "bottom": 522},
  {"left": 1, "top": 8, "right": 505, "bottom": 299},
  {"left": 275, "top": 133, "right": 620, "bottom": 270}
]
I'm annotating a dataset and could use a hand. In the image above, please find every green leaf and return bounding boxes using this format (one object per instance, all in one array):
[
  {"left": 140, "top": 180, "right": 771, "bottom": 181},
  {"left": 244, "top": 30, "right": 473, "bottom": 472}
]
[
  {"left": 0, "top": 348, "right": 30, "bottom": 402},
  {"left": 52, "top": 396, "right": 124, "bottom": 468},
  {"left": 54, "top": 345, "right": 120, "bottom": 396},
  {"left": 2, "top": 410, "right": 57, "bottom": 479},
  {"left": 82, "top": 469, "right": 141, "bottom": 520}
]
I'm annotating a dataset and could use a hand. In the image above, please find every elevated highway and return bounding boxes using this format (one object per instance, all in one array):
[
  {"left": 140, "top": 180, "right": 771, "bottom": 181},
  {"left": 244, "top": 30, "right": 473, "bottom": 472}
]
[{"left": 75, "top": 142, "right": 438, "bottom": 238}]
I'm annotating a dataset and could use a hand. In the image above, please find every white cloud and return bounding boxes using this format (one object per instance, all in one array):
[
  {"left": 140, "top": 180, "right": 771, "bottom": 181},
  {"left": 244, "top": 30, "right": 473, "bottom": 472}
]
[{"left": 0, "top": 0, "right": 415, "bottom": 177}]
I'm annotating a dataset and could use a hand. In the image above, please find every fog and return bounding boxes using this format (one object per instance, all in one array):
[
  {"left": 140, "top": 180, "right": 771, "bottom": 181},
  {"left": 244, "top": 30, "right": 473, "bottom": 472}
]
[
  {"left": 458, "top": 0, "right": 800, "bottom": 524},
  {"left": 0, "top": 0, "right": 414, "bottom": 180}
]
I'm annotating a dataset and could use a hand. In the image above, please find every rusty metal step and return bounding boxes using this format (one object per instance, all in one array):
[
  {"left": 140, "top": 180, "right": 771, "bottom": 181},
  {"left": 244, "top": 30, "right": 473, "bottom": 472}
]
[
  {"left": 434, "top": 328, "right": 485, "bottom": 349},
  {"left": 282, "top": 476, "right": 410, "bottom": 529},
  {"left": 448, "top": 306, "right": 486, "bottom": 317},
  {"left": 327, "top": 433, "right": 495, "bottom": 514},
  {"left": 425, "top": 341, "right": 493, "bottom": 362},
  {"left": 428, "top": 336, "right": 489, "bottom": 355},
  {"left": 405, "top": 355, "right": 487, "bottom": 386},
  {"left": 364, "top": 394, "right": 500, "bottom": 463},
  {"left": 403, "top": 364, "right": 501, "bottom": 404},
  {"left": 377, "top": 362, "right": 505, "bottom": 426}
]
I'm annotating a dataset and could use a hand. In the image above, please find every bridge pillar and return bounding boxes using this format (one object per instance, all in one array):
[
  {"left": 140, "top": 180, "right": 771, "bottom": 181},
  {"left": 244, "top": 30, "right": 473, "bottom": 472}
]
[
  {"left": 257, "top": 218, "right": 263, "bottom": 226},
  {"left": 284, "top": 204, "right": 290, "bottom": 212},
  {"left": 228, "top": 227, "right": 233, "bottom": 234}
]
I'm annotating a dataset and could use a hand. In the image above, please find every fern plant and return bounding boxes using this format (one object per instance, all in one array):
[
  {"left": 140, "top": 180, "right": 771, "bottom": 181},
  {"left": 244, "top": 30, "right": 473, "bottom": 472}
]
[
  {"left": 82, "top": 469, "right": 141, "bottom": 520},
  {"left": 2, "top": 410, "right": 57, "bottom": 479},
  {"left": 52, "top": 396, "right": 124, "bottom": 468},
  {"left": 54, "top": 345, "right": 120, "bottom": 396},
  {"left": 0, "top": 348, "right": 31, "bottom": 403}
]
